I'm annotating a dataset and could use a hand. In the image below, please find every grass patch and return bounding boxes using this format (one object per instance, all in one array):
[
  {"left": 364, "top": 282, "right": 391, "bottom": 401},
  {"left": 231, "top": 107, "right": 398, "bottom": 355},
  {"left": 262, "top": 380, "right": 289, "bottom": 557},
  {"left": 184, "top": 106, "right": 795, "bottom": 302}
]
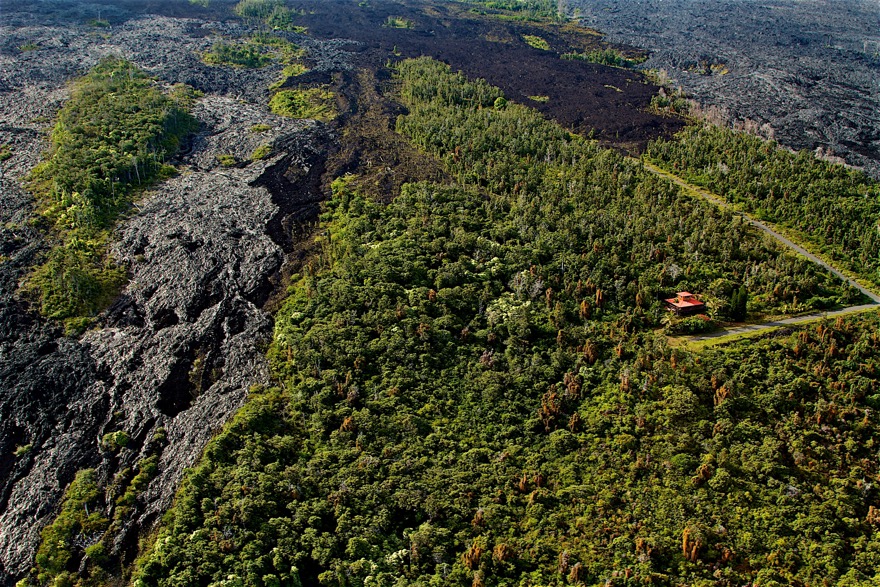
[
  {"left": 522, "top": 34, "right": 550, "bottom": 50},
  {"left": 269, "top": 87, "right": 336, "bottom": 121},
  {"left": 216, "top": 154, "right": 238, "bottom": 167},
  {"left": 19, "top": 42, "right": 40, "bottom": 52},
  {"left": 13, "top": 443, "right": 32, "bottom": 457},
  {"left": 528, "top": 95, "right": 549, "bottom": 102},
  {"left": 249, "top": 123, "right": 272, "bottom": 133},
  {"left": 0, "top": 144, "right": 11, "bottom": 162},
  {"left": 87, "top": 18, "right": 110, "bottom": 28},
  {"left": 250, "top": 33, "right": 305, "bottom": 60},
  {"left": 250, "top": 144, "right": 272, "bottom": 160}
]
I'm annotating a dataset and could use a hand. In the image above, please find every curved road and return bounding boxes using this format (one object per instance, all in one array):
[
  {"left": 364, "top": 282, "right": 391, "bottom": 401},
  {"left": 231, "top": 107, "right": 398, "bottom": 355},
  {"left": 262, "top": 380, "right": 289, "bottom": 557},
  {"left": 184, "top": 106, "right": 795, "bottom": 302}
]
[{"left": 640, "top": 160, "right": 880, "bottom": 341}]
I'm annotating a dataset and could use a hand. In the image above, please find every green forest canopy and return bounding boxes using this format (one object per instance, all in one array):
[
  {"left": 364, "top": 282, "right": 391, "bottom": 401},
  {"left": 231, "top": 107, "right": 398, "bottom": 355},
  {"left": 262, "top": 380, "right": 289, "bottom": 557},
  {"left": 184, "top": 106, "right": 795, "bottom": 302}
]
[
  {"left": 646, "top": 125, "right": 880, "bottom": 289},
  {"left": 121, "top": 58, "right": 880, "bottom": 587}
]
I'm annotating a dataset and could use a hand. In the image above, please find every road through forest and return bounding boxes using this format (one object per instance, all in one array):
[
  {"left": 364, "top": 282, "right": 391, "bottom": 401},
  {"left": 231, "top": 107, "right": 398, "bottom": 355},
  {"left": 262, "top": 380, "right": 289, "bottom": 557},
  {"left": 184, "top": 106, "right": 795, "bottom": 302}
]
[{"left": 640, "top": 160, "right": 880, "bottom": 341}]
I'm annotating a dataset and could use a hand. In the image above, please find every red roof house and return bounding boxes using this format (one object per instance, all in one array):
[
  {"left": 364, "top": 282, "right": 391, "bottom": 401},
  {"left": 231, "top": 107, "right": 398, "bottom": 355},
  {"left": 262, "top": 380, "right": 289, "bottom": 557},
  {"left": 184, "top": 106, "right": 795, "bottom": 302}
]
[{"left": 664, "top": 291, "right": 706, "bottom": 316}]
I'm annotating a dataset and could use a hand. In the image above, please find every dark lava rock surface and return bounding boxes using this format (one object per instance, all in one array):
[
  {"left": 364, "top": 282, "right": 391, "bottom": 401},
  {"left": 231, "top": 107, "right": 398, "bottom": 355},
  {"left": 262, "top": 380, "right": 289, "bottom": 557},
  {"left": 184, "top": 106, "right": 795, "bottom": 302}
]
[
  {"left": 570, "top": 0, "right": 880, "bottom": 176},
  {"left": 0, "top": 1, "right": 343, "bottom": 581}
]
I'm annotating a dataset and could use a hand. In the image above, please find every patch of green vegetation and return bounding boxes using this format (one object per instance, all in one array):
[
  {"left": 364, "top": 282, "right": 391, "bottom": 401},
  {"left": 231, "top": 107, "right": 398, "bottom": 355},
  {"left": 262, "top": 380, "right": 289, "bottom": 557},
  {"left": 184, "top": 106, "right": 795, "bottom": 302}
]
[
  {"left": 528, "top": 94, "right": 549, "bottom": 102},
  {"left": 649, "top": 86, "right": 690, "bottom": 115},
  {"left": 647, "top": 124, "right": 880, "bottom": 288},
  {"left": 522, "top": 34, "right": 550, "bottom": 50},
  {"left": 19, "top": 42, "right": 40, "bottom": 52},
  {"left": 13, "top": 443, "right": 32, "bottom": 457},
  {"left": 250, "top": 33, "right": 305, "bottom": 59},
  {"left": 24, "top": 57, "right": 197, "bottom": 329},
  {"left": 202, "top": 40, "right": 273, "bottom": 68},
  {"left": 268, "top": 62, "right": 309, "bottom": 90},
  {"left": 129, "top": 58, "right": 875, "bottom": 587},
  {"left": 234, "top": 0, "right": 303, "bottom": 32},
  {"left": 250, "top": 144, "right": 272, "bottom": 160},
  {"left": 384, "top": 15, "right": 415, "bottom": 29},
  {"left": 87, "top": 18, "right": 110, "bottom": 28},
  {"left": 249, "top": 123, "right": 272, "bottom": 133},
  {"left": 216, "top": 154, "right": 238, "bottom": 167},
  {"left": 100, "top": 430, "right": 131, "bottom": 452},
  {"left": 0, "top": 144, "right": 11, "bottom": 162},
  {"left": 32, "top": 470, "right": 107, "bottom": 586},
  {"left": 167, "top": 83, "right": 204, "bottom": 108},
  {"left": 455, "top": 0, "right": 561, "bottom": 22},
  {"left": 562, "top": 47, "right": 647, "bottom": 68},
  {"left": 22, "top": 456, "right": 161, "bottom": 587},
  {"left": 188, "top": 0, "right": 209, "bottom": 7},
  {"left": 204, "top": 35, "right": 304, "bottom": 70},
  {"left": 233, "top": 0, "right": 283, "bottom": 19},
  {"left": 268, "top": 87, "right": 336, "bottom": 121},
  {"left": 27, "top": 237, "right": 128, "bottom": 334}
]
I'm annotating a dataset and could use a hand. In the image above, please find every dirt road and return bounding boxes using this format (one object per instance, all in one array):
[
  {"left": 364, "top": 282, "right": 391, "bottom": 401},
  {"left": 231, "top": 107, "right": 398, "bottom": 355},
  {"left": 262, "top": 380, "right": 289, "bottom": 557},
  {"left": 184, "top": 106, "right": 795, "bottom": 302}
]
[{"left": 640, "top": 160, "right": 880, "bottom": 340}]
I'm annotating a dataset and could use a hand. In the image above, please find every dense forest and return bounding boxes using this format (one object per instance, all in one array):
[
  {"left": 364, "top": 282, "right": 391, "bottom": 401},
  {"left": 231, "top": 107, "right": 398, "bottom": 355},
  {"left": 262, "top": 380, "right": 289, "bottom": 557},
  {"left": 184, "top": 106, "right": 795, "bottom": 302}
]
[
  {"left": 25, "top": 57, "right": 198, "bottom": 331},
  {"left": 645, "top": 125, "right": 880, "bottom": 288},
  {"left": 113, "top": 59, "right": 880, "bottom": 587}
]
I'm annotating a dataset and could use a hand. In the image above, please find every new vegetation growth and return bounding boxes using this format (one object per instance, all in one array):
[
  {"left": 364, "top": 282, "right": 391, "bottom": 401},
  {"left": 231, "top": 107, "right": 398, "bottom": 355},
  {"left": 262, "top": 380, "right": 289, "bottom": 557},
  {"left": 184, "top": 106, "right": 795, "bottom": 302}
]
[
  {"left": 459, "top": 0, "right": 562, "bottom": 22},
  {"left": 384, "top": 16, "right": 415, "bottom": 29},
  {"left": 202, "top": 35, "right": 304, "bottom": 69},
  {"left": 269, "top": 87, "right": 336, "bottom": 121},
  {"left": 202, "top": 40, "right": 273, "bottom": 68},
  {"left": 25, "top": 57, "right": 198, "bottom": 331},
  {"left": 562, "top": 48, "right": 646, "bottom": 68},
  {"left": 522, "top": 34, "right": 550, "bottom": 50},
  {"left": 234, "top": 0, "right": 304, "bottom": 31}
]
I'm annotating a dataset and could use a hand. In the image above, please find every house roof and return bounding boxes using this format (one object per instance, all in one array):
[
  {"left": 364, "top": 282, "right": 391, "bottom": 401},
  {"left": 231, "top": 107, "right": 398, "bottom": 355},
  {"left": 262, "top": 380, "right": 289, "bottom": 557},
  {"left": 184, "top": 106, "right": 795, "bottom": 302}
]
[{"left": 664, "top": 292, "right": 706, "bottom": 309}]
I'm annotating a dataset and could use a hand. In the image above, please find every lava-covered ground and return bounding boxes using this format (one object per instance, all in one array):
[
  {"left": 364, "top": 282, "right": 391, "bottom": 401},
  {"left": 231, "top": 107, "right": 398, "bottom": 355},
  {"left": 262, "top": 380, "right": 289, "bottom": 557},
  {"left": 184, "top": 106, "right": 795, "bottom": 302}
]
[
  {"left": 95, "top": 0, "right": 685, "bottom": 153},
  {"left": 571, "top": 0, "right": 880, "bottom": 177},
  {"left": 288, "top": 0, "right": 685, "bottom": 152}
]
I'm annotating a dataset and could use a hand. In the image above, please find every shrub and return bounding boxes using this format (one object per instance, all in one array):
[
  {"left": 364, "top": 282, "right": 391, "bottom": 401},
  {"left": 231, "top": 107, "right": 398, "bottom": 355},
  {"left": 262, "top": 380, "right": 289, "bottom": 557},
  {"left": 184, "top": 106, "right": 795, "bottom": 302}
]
[
  {"left": 34, "top": 470, "right": 107, "bottom": 584},
  {"left": 384, "top": 16, "right": 415, "bottom": 29},
  {"left": 522, "top": 34, "right": 550, "bottom": 50},
  {"left": 562, "top": 48, "right": 646, "bottom": 68},
  {"left": 101, "top": 430, "right": 131, "bottom": 452},
  {"left": 670, "top": 314, "right": 716, "bottom": 334}
]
